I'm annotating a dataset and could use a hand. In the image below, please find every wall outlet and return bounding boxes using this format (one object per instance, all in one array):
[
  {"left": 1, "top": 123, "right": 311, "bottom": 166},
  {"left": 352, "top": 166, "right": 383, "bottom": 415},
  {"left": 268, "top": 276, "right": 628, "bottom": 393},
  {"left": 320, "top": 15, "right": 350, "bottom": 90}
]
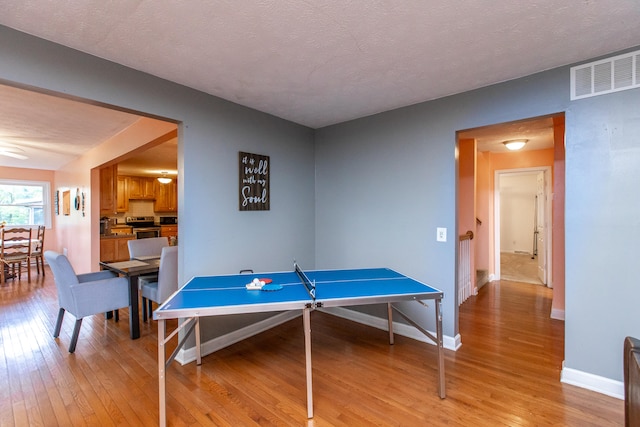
[{"left": 436, "top": 227, "right": 447, "bottom": 242}]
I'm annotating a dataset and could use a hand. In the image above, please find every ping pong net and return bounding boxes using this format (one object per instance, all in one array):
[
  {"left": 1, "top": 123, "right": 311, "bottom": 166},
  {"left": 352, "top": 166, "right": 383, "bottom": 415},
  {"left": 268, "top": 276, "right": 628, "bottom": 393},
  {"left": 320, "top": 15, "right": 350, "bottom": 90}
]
[{"left": 294, "top": 261, "right": 316, "bottom": 300}]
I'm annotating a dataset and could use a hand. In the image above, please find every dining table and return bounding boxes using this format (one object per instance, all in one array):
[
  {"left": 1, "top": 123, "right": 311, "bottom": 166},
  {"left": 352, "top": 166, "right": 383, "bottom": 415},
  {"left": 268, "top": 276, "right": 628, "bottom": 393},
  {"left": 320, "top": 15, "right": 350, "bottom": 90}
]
[
  {"left": 99, "top": 257, "right": 160, "bottom": 339},
  {"left": 1, "top": 238, "right": 41, "bottom": 282}
]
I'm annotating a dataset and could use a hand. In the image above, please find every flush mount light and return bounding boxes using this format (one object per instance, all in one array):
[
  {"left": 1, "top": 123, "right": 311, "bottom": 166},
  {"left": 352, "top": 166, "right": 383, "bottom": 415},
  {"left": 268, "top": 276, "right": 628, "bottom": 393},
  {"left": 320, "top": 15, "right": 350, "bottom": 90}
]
[
  {"left": 157, "top": 172, "right": 172, "bottom": 184},
  {"left": 503, "top": 140, "right": 528, "bottom": 151},
  {"left": 0, "top": 145, "right": 28, "bottom": 160}
]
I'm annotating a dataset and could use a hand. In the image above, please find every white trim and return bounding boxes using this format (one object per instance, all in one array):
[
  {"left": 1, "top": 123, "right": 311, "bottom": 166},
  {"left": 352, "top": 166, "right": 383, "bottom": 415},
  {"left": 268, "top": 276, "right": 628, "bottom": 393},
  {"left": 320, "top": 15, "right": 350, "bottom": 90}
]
[
  {"left": 319, "top": 306, "right": 460, "bottom": 351},
  {"left": 494, "top": 167, "right": 553, "bottom": 287},
  {"left": 0, "top": 179, "right": 52, "bottom": 228},
  {"left": 561, "top": 364, "right": 623, "bottom": 400},
  {"left": 174, "top": 306, "right": 460, "bottom": 365},
  {"left": 550, "top": 308, "right": 565, "bottom": 321},
  {"left": 175, "top": 311, "right": 300, "bottom": 365}
]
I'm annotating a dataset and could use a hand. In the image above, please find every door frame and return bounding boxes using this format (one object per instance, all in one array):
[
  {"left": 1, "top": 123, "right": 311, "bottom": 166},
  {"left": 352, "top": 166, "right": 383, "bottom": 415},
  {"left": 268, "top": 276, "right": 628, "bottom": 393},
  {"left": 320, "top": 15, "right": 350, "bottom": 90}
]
[{"left": 494, "top": 166, "right": 552, "bottom": 286}]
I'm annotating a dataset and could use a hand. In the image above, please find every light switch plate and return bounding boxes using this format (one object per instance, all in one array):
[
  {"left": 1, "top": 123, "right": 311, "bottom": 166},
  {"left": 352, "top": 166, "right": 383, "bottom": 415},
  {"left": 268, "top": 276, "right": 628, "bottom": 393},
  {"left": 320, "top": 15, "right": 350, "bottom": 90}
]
[{"left": 436, "top": 227, "right": 447, "bottom": 242}]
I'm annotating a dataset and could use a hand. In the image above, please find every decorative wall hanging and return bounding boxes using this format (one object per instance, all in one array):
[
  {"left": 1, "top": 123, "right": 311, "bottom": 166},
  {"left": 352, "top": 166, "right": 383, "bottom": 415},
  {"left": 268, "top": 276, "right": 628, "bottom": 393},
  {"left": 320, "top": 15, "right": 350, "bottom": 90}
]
[
  {"left": 62, "top": 190, "right": 71, "bottom": 216},
  {"left": 54, "top": 190, "right": 59, "bottom": 215},
  {"left": 239, "top": 151, "right": 270, "bottom": 211},
  {"left": 74, "top": 188, "right": 81, "bottom": 211}
]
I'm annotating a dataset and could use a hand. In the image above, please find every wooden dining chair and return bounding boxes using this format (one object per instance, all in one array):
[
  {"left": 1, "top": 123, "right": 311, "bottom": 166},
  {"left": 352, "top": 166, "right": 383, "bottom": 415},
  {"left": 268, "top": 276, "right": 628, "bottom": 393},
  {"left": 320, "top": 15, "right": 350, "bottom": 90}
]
[
  {"left": 1, "top": 227, "right": 32, "bottom": 283},
  {"left": 31, "top": 225, "right": 46, "bottom": 276}
]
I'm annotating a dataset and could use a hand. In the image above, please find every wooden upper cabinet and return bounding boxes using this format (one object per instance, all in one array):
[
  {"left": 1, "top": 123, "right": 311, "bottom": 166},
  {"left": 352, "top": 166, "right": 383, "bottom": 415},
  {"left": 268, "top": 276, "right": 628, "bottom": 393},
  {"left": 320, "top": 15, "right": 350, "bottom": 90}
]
[
  {"left": 116, "top": 176, "right": 129, "bottom": 212},
  {"left": 128, "top": 176, "right": 156, "bottom": 199},
  {"left": 100, "top": 165, "right": 117, "bottom": 215},
  {"left": 154, "top": 180, "right": 177, "bottom": 212}
]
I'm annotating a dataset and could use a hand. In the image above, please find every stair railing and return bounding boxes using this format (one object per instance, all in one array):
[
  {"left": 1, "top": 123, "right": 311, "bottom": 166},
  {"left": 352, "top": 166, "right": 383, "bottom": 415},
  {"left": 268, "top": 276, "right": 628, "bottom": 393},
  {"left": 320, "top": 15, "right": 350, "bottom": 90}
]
[{"left": 458, "top": 230, "right": 475, "bottom": 305}]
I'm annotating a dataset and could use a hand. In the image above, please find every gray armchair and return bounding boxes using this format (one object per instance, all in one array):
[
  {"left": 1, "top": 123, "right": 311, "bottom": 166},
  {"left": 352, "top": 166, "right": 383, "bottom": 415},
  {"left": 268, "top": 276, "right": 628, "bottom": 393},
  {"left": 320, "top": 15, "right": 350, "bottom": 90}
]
[
  {"left": 44, "top": 250, "right": 129, "bottom": 353},
  {"left": 140, "top": 245, "right": 178, "bottom": 321}
]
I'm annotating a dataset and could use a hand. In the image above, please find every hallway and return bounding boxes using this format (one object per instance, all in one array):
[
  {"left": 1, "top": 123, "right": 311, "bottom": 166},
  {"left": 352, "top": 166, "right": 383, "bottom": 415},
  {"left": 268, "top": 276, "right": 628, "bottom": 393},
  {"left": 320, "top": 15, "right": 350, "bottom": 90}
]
[{"left": 500, "top": 251, "right": 544, "bottom": 285}]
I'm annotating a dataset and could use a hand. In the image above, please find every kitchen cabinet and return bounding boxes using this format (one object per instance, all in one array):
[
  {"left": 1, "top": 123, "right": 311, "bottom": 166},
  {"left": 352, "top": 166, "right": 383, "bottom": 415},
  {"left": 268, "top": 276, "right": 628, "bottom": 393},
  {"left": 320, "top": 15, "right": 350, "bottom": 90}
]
[
  {"left": 100, "top": 236, "right": 134, "bottom": 262},
  {"left": 100, "top": 165, "right": 117, "bottom": 215},
  {"left": 160, "top": 225, "right": 178, "bottom": 240},
  {"left": 110, "top": 225, "right": 133, "bottom": 235},
  {"left": 128, "top": 176, "right": 156, "bottom": 199},
  {"left": 154, "top": 180, "right": 177, "bottom": 212},
  {"left": 116, "top": 176, "right": 129, "bottom": 212}
]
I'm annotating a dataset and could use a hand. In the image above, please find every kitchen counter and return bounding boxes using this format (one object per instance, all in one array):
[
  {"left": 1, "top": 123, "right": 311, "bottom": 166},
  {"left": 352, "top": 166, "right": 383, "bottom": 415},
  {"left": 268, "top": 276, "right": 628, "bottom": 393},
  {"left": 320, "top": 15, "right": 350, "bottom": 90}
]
[{"left": 101, "top": 233, "right": 135, "bottom": 239}]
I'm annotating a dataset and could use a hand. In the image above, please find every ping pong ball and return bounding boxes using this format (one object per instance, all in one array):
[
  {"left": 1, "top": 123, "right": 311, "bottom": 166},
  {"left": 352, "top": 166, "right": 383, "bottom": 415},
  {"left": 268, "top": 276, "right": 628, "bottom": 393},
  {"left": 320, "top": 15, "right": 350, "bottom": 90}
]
[
  {"left": 253, "top": 278, "right": 259, "bottom": 284},
  {"left": 260, "top": 280, "right": 265, "bottom": 286}
]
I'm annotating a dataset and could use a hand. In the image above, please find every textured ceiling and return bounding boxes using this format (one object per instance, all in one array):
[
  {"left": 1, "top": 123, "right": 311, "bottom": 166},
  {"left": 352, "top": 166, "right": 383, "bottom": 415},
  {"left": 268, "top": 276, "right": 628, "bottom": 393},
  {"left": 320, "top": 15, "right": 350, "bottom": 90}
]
[{"left": 0, "top": 1, "right": 639, "bottom": 169}]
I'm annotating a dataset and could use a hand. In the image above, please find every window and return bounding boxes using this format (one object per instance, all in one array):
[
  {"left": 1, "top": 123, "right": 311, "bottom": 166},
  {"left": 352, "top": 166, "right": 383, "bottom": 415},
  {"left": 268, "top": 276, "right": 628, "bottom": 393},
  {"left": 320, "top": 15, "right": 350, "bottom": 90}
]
[{"left": 0, "top": 180, "right": 51, "bottom": 227}]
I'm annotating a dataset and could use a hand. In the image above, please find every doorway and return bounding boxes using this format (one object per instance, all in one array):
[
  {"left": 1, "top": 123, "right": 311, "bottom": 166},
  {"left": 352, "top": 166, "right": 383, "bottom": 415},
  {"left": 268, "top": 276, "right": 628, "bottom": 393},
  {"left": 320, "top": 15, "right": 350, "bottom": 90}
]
[
  {"left": 495, "top": 168, "right": 551, "bottom": 286},
  {"left": 457, "top": 113, "right": 564, "bottom": 295}
]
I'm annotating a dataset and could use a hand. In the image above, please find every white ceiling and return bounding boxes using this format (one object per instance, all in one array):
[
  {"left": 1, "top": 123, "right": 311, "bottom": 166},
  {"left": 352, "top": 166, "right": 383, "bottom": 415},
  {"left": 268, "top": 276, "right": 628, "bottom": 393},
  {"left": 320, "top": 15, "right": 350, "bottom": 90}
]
[
  {"left": 0, "top": 1, "right": 639, "bottom": 170},
  {"left": 459, "top": 116, "right": 557, "bottom": 153}
]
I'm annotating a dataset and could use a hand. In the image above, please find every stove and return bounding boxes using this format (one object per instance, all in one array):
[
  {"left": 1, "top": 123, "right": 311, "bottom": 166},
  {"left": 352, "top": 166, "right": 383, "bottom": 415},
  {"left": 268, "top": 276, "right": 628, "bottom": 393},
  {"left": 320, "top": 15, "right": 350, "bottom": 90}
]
[
  {"left": 126, "top": 216, "right": 155, "bottom": 227},
  {"left": 126, "top": 216, "right": 160, "bottom": 239}
]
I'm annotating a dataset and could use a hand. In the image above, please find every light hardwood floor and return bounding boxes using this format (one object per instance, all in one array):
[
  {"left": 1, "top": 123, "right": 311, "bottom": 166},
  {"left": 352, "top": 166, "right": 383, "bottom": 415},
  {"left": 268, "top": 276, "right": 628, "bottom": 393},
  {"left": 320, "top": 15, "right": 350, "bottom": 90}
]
[{"left": 0, "top": 267, "right": 623, "bottom": 426}]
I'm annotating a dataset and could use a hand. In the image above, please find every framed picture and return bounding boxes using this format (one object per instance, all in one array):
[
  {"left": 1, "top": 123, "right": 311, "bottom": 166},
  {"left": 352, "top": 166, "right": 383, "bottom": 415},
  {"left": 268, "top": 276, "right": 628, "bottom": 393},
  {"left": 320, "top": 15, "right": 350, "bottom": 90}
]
[{"left": 239, "top": 151, "right": 270, "bottom": 211}]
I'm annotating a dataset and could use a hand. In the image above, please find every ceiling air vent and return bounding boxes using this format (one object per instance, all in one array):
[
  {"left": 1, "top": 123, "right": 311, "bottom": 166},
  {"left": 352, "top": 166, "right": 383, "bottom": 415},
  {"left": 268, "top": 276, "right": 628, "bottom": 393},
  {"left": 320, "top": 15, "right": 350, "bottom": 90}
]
[{"left": 570, "top": 49, "right": 640, "bottom": 100}]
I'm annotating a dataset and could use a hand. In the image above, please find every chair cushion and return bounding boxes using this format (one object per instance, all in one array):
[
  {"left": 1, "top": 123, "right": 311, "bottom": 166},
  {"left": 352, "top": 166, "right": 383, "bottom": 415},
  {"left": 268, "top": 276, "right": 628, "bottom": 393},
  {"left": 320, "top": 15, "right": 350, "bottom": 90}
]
[
  {"left": 141, "top": 281, "right": 159, "bottom": 303},
  {"left": 138, "top": 273, "right": 159, "bottom": 287}
]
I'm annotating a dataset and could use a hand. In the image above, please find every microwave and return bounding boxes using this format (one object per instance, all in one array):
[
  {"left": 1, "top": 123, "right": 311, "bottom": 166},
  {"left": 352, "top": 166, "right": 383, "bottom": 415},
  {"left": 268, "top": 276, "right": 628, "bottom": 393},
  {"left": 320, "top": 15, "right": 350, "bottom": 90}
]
[{"left": 159, "top": 216, "right": 178, "bottom": 225}]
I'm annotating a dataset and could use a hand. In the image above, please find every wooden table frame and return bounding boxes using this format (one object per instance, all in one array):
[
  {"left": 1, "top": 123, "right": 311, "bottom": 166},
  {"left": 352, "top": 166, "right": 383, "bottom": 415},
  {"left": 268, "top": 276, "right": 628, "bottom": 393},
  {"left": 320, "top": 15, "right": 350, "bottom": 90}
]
[{"left": 99, "top": 259, "right": 160, "bottom": 339}]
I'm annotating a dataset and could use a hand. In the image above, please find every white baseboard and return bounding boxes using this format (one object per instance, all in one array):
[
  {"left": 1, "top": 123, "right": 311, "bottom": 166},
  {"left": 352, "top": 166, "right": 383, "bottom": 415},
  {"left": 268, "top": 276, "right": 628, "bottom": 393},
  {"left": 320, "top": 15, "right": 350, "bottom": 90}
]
[
  {"left": 175, "top": 311, "right": 301, "bottom": 365},
  {"left": 175, "top": 305, "right": 459, "bottom": 365},
  {"left": 319, "top": 306, "right": 459, "bottom": 351},
  {"left": 561, "top": 364, "right": 623, "bottom": 399},
  {"left": 172, "top": 309, "right": 623, "bottom": 403},
  {"left": 550, "top": 308, "right": 565, "bottom": 321}
]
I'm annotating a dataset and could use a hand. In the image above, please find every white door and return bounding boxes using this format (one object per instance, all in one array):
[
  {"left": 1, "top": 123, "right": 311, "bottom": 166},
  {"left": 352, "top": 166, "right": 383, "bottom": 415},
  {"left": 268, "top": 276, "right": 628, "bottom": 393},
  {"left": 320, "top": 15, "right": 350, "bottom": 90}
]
[{"left": 536, "top": 172, "right": 547, "bottom": 284}]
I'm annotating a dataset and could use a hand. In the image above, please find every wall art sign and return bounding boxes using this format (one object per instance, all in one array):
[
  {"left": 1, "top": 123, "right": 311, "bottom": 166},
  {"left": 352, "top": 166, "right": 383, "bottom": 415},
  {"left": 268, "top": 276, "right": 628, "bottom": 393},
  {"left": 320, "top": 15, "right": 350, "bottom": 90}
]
[{"left": 239, "top": 151, "right": 270, "bottom": 211}]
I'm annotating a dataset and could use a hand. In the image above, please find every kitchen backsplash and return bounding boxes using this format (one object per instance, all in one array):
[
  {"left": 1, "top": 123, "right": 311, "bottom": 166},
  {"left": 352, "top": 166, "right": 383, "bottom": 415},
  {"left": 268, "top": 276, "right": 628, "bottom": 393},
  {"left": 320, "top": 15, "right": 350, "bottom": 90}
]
[{"left": 111, "top": 200, "right": 156, "bottom": 224}]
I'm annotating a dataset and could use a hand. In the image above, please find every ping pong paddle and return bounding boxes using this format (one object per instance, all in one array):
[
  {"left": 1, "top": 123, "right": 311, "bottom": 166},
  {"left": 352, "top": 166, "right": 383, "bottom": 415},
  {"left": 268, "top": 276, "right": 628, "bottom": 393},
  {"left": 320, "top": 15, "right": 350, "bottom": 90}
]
[
  {"left": 261, "top": 284, "right": 282, "bottom": 291},
  {"left": 259, "top": 278, "right": 273, "bottom": 284}
]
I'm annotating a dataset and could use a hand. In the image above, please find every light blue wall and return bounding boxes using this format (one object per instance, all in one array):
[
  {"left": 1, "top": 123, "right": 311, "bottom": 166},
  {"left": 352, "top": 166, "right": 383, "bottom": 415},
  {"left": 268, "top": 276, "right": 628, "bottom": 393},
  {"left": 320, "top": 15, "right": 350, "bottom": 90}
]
[
  {"left": 565, "top": 87, "right": 640, "bottom": 380},
  {"left": 315, "top": 69, "right": 568, "bottom": 339},
  {"left": 0, "top": 25, "right": 316, "bottom": 341},
  {"left": 2, "top": 24, "right": 639, "bottom": 385},
  {"left": 316, "top": 48, "right": 640, "bottom": 384}
]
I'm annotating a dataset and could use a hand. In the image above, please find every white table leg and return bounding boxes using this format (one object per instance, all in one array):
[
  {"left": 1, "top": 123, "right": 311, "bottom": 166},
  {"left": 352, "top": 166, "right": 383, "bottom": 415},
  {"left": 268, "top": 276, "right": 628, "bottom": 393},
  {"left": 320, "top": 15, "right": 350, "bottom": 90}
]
[
  {"left": 436, "top": 299, "right": 445, "bottom": 398},
  {"left": 387, "top": 302, "right": 394, "bottom": 345},
  {"left": 303, "top": 307, "right": 313, "bottom": 418},
  {"left": 158, "top": 319, "right": 167, "bottom": 427}
]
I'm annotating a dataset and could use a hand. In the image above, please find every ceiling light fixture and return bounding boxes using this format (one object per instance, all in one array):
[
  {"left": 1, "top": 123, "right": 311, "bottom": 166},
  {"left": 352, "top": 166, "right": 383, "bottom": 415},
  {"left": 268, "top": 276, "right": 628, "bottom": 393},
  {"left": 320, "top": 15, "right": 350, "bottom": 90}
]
[
  {"left": 503, "top": 140, "right": 528, "bottom": 151},
  {"left": 0, "top": 145, "right": 28, "bottom": 160},
  {"left": 157, "top": 172, "right": 172, "bottom": 184}
]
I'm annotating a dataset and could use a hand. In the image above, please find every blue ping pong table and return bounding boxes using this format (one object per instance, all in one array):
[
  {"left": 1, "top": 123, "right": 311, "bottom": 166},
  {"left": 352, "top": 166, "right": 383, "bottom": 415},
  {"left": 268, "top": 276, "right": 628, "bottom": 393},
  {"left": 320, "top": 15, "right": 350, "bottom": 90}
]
[{"left": 154, "top": 265, "right": 445, "bottom": 426}]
